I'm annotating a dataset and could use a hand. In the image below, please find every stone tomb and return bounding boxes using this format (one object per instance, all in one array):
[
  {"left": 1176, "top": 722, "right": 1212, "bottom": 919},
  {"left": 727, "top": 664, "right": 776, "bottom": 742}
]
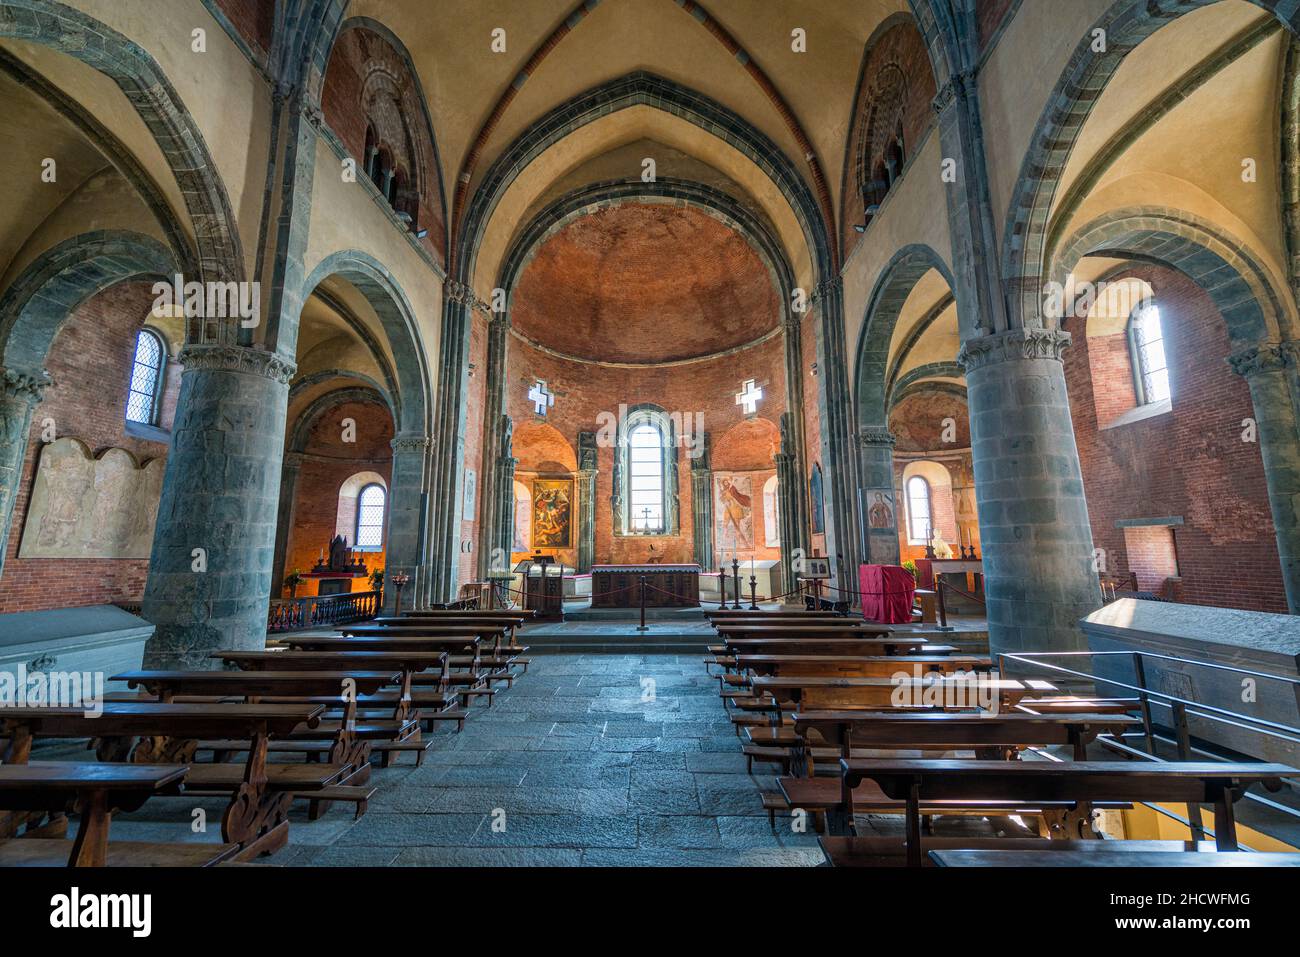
[{"left": 1081, "top": 598, "right": 1300, "bottom": 766}]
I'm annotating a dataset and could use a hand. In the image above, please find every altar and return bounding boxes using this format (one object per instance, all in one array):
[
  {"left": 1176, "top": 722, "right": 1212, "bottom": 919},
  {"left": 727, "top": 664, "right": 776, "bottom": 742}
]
[{"left": 590, "top": 564, "right": 700, "bottom": 608}]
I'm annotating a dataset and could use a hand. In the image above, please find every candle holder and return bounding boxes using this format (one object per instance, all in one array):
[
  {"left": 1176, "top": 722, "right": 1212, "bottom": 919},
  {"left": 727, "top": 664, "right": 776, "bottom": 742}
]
[
  {"left": 390, "top": 571, "right": 410, "bottom": 616},
  {"left": 730, "top": 558, "right": 743, "bottom": 610},
  {"left": 748, "top": 574, "right": 759, "bottom": 610}
]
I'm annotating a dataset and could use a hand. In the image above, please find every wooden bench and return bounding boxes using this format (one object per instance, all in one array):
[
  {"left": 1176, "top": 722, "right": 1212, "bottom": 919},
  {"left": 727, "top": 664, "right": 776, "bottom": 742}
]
[
  {"left": 750, "top": 674, "right": 1055, "bottom": 712},
  {"left": 929, "top": 848, "right": 1300, "bottom": 867},
  {"left": 723, "top": 637, "right": 947, "bottom": 657},
  {"left": 2, "top": 703, "right": 343, "bottom": 858},
  {"left": 0, "top": 762, "right": 219, "bottom": 867},
  {"left": 713, "top": 622, "right": 892, "bottom": 640},
  {"left": 841, "top": 758, "right": 1297, "bottom": 866},
  {"left": 821, "top": 836, "right": 1219, "bottom": 868},
  {"left": 735, "top": 654, "right": 991, "bottom": 679}
]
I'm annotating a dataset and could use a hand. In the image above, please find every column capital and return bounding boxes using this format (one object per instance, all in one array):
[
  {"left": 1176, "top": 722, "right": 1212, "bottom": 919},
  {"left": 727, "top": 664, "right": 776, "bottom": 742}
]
[
  {"left": 857, "top": 427, "right": 896, "bottom": 449},
  {"left": 1, "top": 367, "right": 52, "bottom": 406},
  {"left": 391, "top": 433, "right": 433, "bottom": 453},
  {"left": 811, "top": 277, "right": 843, "bottom": 304},
  {"left": 932, "top": 71, "right": 975, "bottom": 116},
  {"left": 281, "top": 451, "right": 305, "bottom": 470},
  {"left": 1227, "top": 341, "right": 1300, "bottom": 378},
  {"left": 177, "top": 344, "right": 296, "bottom": 384},
  {"left": 957, "top": 328, "right": 1071, "bottom": 373}
]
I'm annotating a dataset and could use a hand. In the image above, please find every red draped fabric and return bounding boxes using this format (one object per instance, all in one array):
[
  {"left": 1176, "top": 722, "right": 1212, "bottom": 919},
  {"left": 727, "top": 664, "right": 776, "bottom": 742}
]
[{"left": 859, "top": 564, "right": 915, "bottom": 624}]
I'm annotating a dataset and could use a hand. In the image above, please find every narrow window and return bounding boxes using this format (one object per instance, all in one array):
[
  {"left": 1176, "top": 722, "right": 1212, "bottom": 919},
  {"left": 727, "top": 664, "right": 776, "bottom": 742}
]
[
  {"left": 355, "top": 483, "right": 386, "bottom": 550},
  {"left": 628, "top": 423, "right": 664, "bottom": 533},
  {"left": 126, "top": 328, "right": 165, "bottom": 425},
  {"left": 906, "top": 475, "right": 931, "bottom": 545},
  {"left": 1129, "top": 302, "right": 1170, "bottom": 404}
]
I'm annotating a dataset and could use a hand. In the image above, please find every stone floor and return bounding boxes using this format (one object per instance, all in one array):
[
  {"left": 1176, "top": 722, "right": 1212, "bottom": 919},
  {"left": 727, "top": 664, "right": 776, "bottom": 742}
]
[{"left": 101, "top": 652, "right": 830, "bottom": 866}]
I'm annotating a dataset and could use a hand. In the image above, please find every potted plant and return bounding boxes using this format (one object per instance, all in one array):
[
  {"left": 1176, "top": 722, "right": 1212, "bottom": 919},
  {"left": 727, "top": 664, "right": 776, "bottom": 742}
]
[
  {"left": 369, "top": 567, "right": 385, "bottom": 593},
  {"left": 901, "top": 560, "right": 918, "bottom": 581},
  {"left": 283, "top": 570, "right": 305, "bottom": 599}
]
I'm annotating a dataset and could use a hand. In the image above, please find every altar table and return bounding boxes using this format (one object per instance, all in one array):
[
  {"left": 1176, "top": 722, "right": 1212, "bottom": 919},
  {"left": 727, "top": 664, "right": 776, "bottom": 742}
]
[{"left": 590, "top": 564, "right": 700, "bottom": 608}]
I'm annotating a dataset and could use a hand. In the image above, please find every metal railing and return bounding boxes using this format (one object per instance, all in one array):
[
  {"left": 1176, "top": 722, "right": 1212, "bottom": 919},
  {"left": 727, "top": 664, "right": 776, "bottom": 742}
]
[
  {"left": 999, "top": 649, "right": 1300, "bottom": 842},
  {"left": 267, "top": 590, "right": 382, "bottom": 633}
]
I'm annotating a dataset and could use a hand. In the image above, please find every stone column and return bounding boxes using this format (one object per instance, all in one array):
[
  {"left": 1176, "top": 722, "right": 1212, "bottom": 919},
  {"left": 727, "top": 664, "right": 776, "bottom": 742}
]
[
  {"left": 576, "top": 431, "right": 598, "bottom": 573},
  {"left": 857, "top": 427, "right": 901, "bottom": 566},
  {"left": 142, "top": 345, "right": 294, "bottom": 669},
  {"left": 958, "top": 329, "right": 1101, "bottom": 656},
  {"left": 1229, "top": 342, "right": 1300, "bottom": 611},
  {"left": 387, "top": 432, "right": 430, "bottom": 614},
  {"left": 690, "top": 431, "right": 714, "bottom": 571},
  {"left": 780, "top": 318, "right": 812, "bottom": 564},
  {"left": 429, "top": 281, "right": 479, "bottom": 602},
  {"left": 775, "top": 414, "right": 803, "bottom": 598},
  {"left": 0, "top": 368, "right": 49, "bottom": 579},
  {"left": 477, "top": 313, "right": 511, "bottom": 579},
  {"left": 269, "top": 451, "right": 304, "bottom": 598},
  {"left": 810, "top": 278, "right": 862, "bottom": 596}
]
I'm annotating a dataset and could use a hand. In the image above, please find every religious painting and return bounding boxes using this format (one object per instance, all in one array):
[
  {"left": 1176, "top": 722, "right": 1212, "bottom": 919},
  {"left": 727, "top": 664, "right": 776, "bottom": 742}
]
[
  {"left": 512, "top": 481, "right": 530, "bottom": 552},
  {"left": 867, "top": 490, "right": 895, "bottom": 530},
  {"left": 762, "top": 475, "right": 780, "bottom": 548},
  {"left": 462, "top": 469, "right": 477, "bottom": 521},
  {"left": 531, "top": 478, "right": 573, "bottom": 548},
  {"left": 714, "top": 473, "right": 753, "bottom": 551},
  {"left": 810, "top": 464, "right": 825, "bottom": 535}
]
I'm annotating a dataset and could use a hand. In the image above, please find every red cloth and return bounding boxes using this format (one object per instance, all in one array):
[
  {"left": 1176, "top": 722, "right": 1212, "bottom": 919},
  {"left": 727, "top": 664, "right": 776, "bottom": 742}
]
[{"left": 859, "top": 564, "right": 916, "bottom": 624}]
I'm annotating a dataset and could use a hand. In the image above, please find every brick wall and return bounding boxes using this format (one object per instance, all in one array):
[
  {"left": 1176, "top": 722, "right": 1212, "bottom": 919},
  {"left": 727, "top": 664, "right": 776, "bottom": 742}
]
[
  {"left": 282, "top": 399, "right": 392, "bottom": 598},
  {"left": 1, "top": 282, "right": 180, "bottom": 614},
  {"left": 842, "top": 18, "right": 937, "bottom": 261},
  {"left": 506, "top": 334, "right": 789, "bottom": 568},
  {"left": 976, "top": 0, "right": 1018, "bottom": 51},
  {"left": 321, "top": 26, "right": 447, "bottom": 266},
  {"left": 1064, "top": 264, "right": 1286, "bottom": 612},
  {"left": 1122, "top": 525, "right": 1180, "bottom": 592},
  {"left": 213, "top": 0, "right": 273, "bottom": 54}
]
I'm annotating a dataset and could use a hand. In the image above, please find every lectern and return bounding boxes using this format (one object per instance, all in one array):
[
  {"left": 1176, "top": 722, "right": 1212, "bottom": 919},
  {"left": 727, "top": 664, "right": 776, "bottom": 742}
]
[{"left": 516, "top": 552, "right": 564, "bottom": 621}]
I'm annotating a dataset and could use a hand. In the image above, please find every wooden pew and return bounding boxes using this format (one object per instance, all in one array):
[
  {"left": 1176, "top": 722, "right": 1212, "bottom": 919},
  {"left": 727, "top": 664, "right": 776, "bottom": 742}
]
[
  {"left": 723, "top": 637, "right": 944, "bottom": 657},
  {"left": 823, "top": 838, "right": 1227, "bottom": 868},
  {"left": 840, "top": 758, "right": 1296, "bottom": 866},
  {"left": 928, "top": 848, "right": 1300, "bottom": 867},
  {"left": 283, "top": 635, "right": 519, "bottom": 699},
  {"left": 750, "top": 674, "right": 1053, "bottom": 711},
  {"left": 0, "top": 762, "right": 238, "bottom": 867},
  {"left": 342, "top": 623, "right": 508, "bottom": 640},
  {"left": 114, "top": 670, "right": 404, "bottom": 815},
  {"left": 713, "top": 622, "right": 892, "bottom": 639},
  {"left": 216, "top": 650, "right": 464, "bottom": 754},
  {"left": 770, "top": 711, "right": 1136, "bottom": 842},
  {"left": 1, "top": 703, "right": 341, "bottom": 858},
  {"left": 735, "top": 654, "right": 991, "bottom": 679}
]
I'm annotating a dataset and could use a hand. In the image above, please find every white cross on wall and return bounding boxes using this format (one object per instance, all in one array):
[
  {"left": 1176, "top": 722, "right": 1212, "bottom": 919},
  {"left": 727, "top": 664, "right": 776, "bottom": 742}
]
[
  {"left": 528, "top": 379, "right": 554, "bottom": 416},
  {"left": 735, "top": 378, "right": 763, "bottom": 415}
]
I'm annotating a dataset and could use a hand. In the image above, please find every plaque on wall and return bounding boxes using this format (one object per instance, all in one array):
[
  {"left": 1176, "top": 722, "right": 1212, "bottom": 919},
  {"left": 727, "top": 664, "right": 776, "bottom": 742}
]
[{"left": 18, "top": 437, "right": 164, "bottom": 559}]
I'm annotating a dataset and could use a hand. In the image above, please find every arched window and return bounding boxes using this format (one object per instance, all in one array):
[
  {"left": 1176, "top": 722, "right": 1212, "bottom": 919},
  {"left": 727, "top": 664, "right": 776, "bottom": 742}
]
[
  {"left": 126, "top": 328, "right": 165, "bottom": 425},
  {"left": 1128, "top": 302, "right": 1170, "bottom": 405},
  {"left": 628, "top": 423, "right": 665, "bottom": 533},
  {"left": 355, "top": 483, "right": 386, "bottom": 550},
  {"left": 906, "top": 475, "right": 931, "bottom": 545}
]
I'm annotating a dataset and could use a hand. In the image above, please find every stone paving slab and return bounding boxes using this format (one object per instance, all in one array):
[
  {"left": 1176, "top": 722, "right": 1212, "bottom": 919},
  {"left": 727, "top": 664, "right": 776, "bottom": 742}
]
[{"left": 101, "top": 652, "right": 830, "bottom": 866}]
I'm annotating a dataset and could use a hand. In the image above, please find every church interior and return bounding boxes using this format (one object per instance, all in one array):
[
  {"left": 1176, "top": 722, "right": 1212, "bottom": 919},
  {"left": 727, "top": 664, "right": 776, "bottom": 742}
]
[{"left": 1, "top": 0, "right": 1300, "bottom": 881}]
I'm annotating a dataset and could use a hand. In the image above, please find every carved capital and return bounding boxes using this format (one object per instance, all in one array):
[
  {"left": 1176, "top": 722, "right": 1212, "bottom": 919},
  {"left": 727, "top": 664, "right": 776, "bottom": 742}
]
[
  {"left": 391, "top": 433, "right": 433, "bottom": 453},
  {"left": 0, "top": 367, "right": 52, "bottom": 406},
  {"left": 1228, "top": 342, "right": 1292, "bottom": 378},
  {"left": 178, "top": 345, "right": 296, "bottom": 384},
  {"left": 281, "top": 451, "right": 305, "bottom": 470},
  {"left": 811, "top": 277, "right": 843, "bottom": 304},
  {"left": 957, "top": 328, "right": 1071, "bottom": 373},
  {"left": 932, "top": 71, "right": 973, "bottom": 115},
  {"left": 857, "top": 427, "right": 896, "bottom": 450}
]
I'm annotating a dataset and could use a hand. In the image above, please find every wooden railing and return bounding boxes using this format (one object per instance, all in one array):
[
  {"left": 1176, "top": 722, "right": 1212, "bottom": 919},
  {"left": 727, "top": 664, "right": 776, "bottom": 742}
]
[{"left": 267, "top": 590, "right": 382, "bottom": 633}]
